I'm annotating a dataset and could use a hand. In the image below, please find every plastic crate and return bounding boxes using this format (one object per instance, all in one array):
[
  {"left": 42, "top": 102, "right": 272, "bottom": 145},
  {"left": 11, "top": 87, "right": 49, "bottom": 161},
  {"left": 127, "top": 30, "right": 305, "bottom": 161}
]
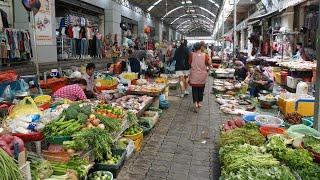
[
  {"left": 275, "top": 72, "right": 281, "bottom": 85},
  {"left": 278, "top": 93, "right": 315, "bottom": 117},
  {"left": 287, "top": 76, "right": 299, "bottom": 89},
  {"left": 93, "top": 149, "right": 127, "bottom": 178}
]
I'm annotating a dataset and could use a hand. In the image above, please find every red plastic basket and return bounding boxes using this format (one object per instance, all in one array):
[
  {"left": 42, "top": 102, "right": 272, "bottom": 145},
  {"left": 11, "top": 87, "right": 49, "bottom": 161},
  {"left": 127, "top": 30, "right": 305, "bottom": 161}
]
[
  {"left": 13, "top": 131, "right": 44, "bottom": 142},
  {"left": 259, "top": 126, "right": 285, "bottom": 137},
  {"left": 96, "top": 84, "right": 118, "bottom": 92}
]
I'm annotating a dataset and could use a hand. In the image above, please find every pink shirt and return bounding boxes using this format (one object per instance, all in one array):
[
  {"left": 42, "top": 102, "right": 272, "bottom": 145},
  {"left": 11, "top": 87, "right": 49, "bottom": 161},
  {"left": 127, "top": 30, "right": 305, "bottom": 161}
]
[{"left": 53, "top": 84, "right": 87, "bottom": 101}]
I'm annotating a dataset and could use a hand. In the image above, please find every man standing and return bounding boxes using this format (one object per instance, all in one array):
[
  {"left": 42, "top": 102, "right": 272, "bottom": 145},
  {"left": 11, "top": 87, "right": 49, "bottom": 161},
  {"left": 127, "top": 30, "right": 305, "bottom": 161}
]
[
  {"left": 83, "top": 63, "right": 97, "bottom": 98},
  {"left": 174, "top": 39, "right": 190, "bottom": 97}
]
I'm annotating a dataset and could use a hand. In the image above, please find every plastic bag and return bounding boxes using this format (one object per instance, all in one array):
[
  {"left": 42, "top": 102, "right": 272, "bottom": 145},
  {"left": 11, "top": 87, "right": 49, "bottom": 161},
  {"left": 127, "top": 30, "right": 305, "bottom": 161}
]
[
  {"left": 19, "top": 79, "right": 29, "bottom": 92},
  {"left": 287, "top": 124, "right": 320, "bottom": 139},
  {"left": 1, "top": 85, "right": 14, "bottom": 101},
  {"left": 8, "top": 97, "right": 43, "bottom": 119}
]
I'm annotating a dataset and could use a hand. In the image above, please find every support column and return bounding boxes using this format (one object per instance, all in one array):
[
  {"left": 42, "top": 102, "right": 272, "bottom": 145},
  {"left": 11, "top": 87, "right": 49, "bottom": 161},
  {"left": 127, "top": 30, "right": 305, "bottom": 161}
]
[
  {"left": 313, "top": 3, "right": 320, "bottom": 130},
  {"left": 168, "top": 28, "right": 173, "bottom": 41},
  {"left": 247, "top": 25, "right": 253, "bottom": 58},
  {"left": 240, "top": 29, "right": 245, "bottom": 52},
  {"left": 105, "top": 4, "right": 122, "bottom": 43},
  {"left": 155, "top": 21, "right": 163, "bottom": 42}
]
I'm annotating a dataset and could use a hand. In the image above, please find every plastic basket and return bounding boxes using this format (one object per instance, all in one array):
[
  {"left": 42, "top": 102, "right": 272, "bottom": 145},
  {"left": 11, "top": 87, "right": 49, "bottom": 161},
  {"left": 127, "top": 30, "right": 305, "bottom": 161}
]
[
  {"left": 87, "top": 171, "right": 113, "bottom": 180},
  {"left": 123, "top": 130, "right": 143, "bottom": 152},
  {"left": 255, "top": 115, "right": 283, "bottom": 127},
  {"left": 302, "top": 119, "right": 313, "bottom": 128},
  {"left": 13, "top": 131, "right": 44, "bottom": 142},
  {"left": 259, "top": 126, "right": 285, "bottom": 137},
  {"left": 93, "top": 149, "right": 127, "bottom": 178},
  {"left": 242, "top": 114, "right": 259, "bottom": 123}
]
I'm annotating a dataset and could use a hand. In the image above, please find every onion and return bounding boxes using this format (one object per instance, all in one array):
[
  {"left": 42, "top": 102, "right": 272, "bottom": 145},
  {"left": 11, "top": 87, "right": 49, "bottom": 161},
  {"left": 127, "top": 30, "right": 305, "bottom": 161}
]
[
  {"left": 89, "top": 114, "right": 96, "bottom": 120},
  {"left": 67, "top": 149, "right": 75, "bottom": 154},
  {"left": 91, "top": 119, "right": 101, "bottom": 126},
  {"left": 97, "top": 124, "right": 105, "bottom": 130},
  {"left": 87, "top": 123, "right": 94, "bottom": 128}
]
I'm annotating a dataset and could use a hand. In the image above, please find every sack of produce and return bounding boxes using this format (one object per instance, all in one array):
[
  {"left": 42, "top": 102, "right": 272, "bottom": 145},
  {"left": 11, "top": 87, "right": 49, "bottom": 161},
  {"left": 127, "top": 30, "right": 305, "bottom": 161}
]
[
  {"left": 287, "top": 124, "right": 320, "bottom": 139},
  {"left": 8, "top": 97, "right": 43, "bottom": 119}
]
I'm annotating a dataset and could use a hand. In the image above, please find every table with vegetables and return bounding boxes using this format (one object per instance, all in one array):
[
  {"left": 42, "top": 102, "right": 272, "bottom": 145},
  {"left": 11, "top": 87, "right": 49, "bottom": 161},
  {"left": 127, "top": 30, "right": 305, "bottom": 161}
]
[{"left": 0, "top": 85, "right": 162, "bottom": 180}]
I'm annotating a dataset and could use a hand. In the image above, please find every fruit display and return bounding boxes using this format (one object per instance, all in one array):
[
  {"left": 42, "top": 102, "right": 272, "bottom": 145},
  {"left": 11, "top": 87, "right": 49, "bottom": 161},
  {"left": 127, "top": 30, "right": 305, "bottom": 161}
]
[
  {"left": 155, "top": 77, "right": 168, "bottom": 84},
  {"left": 124, "top": 125, "right": 143, "bottom": 136},
  {"left": 114, "top": 95, "right": 153, "bottom": 113},
  {"left": 96, "top": 104, "right": 125, "bottom": 119},
  {"left": 120, "top": 72, "right": 138, "bottom": 81},
  {"left": 88, "top": 171, "right": 113, "bottom": 180},
  {"left": 95, "top": 76, "right": 118, "bottom": 87},
  {"left": 102, "top": 154, "right": 121, "bottom": 165}
]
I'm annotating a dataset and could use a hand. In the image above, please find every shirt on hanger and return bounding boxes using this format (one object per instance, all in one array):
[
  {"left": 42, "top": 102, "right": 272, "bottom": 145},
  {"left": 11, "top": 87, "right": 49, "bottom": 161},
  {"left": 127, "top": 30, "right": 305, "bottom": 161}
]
[
  {"left": 72, "top": 26, "right": 80, "bottom": 39},
  {"left": 86, "top": 27, "right": 93, "bottom": 40}
]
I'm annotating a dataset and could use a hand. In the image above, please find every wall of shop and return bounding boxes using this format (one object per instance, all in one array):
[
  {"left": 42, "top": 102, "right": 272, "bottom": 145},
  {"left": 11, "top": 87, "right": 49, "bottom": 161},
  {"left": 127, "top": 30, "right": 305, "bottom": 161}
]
[
  {"left": 14, "top": 0, "right": 57, "bottom": 63},
  {"left": 83, "top": 0, "right": 157, "bottom": 42}
]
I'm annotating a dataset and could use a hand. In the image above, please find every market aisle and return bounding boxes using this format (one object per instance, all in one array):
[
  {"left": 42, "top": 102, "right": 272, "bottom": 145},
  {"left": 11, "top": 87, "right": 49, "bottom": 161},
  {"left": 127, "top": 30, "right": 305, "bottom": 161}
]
[{"left": 117, "top": 78, "right": 228, "bottom": 180}]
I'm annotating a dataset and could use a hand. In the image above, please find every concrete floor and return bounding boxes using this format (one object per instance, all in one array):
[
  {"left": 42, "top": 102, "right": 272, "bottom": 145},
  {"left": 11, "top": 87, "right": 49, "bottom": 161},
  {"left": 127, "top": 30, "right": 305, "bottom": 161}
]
[{"left": 117, "top": 77, "right": 234, "bottom": 180}]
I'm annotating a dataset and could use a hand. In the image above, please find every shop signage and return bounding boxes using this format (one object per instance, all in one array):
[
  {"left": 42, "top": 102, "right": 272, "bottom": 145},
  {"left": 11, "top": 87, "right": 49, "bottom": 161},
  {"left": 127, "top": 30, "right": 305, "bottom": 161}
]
[
  {"left": 278, "top": 0, "right": 306, "bottom": 11},
  {"left": 35, "top": 0, "right": 53, "bottom": 45}
]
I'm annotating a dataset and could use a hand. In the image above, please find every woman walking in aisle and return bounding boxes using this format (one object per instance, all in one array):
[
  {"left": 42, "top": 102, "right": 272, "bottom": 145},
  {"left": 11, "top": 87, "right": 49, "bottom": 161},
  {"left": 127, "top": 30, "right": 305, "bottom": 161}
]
[
  {"left": 174, "top": 39, "right": 191, "bottom": 97},
  {"left": 189, "top": 42, "right": 212, "bottom": 113}
]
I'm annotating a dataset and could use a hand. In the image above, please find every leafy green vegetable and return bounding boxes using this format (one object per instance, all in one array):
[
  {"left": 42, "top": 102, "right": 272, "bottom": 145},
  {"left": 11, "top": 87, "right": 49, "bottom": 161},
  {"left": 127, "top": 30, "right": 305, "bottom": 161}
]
[
  {"left": 95, "top": 113, "right": 121, "bottom": 132},
  {"left": 219, "top": 123, "right": 265, "bottom": 147},
  {"left": 80, "top": 105, "right": 92, "bottom": 116},
  {"left": 73, "top": 128, "right": 113, "bottom": 161},
  {"left": 219, "top": 144, "right": 295, "bottom": 180},
  {"left": 266, "top": 136, "right": 320, "bottom": 180},
  {"left": 77, "top": 113, "right": 88, "bottom": 124},
  {"left": 67, "top": 157, "right": 89, "bottom": 179},
  {"left": 303, "top": 135, "right": 320, "bottom": 153},
  {"left": 0, "top": 149, "right": 23, "bottom": 180},
  {"left": 43, "top": 116, "right": 83, "bottom": 137},
  {"left": 28, "top": 153, "right": 53, "bottom": 180}
]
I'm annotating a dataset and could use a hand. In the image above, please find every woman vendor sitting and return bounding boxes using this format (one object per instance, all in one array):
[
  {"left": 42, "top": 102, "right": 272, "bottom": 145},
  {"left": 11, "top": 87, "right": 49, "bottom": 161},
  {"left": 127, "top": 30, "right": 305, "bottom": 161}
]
[
  {"left": 53, "top": 79, "right": 87, "bottom": 101},
  {"left": 249, "top": 66, "right": 274, "bottom": 97},
  {"left": 234, "top": 60, "right": 248, "bottom": 81}
]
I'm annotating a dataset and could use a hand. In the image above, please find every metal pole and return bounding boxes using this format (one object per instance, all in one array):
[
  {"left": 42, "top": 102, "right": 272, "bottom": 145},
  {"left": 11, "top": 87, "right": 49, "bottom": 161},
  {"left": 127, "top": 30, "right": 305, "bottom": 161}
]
[
  {"left": 233, "top": 0, "right": 237, "bottom": 58},
  {"left": 313, "top": 2, "right": 320, "bottom": 130},
  {"left": 222, "top": 11, "right": 225, "bottom": 61},
  {"left": 31, "top": 11, "right": 40, "bottom": 82}
]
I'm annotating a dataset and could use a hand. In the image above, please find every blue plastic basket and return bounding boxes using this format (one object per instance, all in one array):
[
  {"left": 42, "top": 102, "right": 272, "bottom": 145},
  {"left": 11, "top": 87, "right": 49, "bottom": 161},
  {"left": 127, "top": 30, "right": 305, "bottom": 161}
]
[{"left": 242, "top": 113, "right": 259, "bottom": 123}]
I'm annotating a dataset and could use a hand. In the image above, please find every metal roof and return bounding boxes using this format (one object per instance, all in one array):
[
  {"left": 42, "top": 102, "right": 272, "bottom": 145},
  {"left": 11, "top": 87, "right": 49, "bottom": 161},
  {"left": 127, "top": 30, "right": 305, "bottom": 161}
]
[{"left": 129, "top": 0, "right": 223, "bottom": 36}]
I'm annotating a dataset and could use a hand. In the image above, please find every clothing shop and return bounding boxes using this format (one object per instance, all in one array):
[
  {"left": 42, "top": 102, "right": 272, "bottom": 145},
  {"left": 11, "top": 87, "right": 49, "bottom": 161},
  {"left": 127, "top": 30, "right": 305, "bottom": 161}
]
[
  {"left": 55, "top": 0, "right": 105, "bottom": 60},
  {"left": 0, "top": 0, "right": 33, "bottom": 66}
]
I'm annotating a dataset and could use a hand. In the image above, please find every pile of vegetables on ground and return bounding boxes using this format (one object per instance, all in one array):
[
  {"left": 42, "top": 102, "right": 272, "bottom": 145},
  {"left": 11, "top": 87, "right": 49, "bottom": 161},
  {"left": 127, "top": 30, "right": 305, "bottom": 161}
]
[
  {"left": 219, "top": 123, "right": 265, "bottom": 147},
  {"left": 219, "top": 121, "right": 320, "bottom": 180}
]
